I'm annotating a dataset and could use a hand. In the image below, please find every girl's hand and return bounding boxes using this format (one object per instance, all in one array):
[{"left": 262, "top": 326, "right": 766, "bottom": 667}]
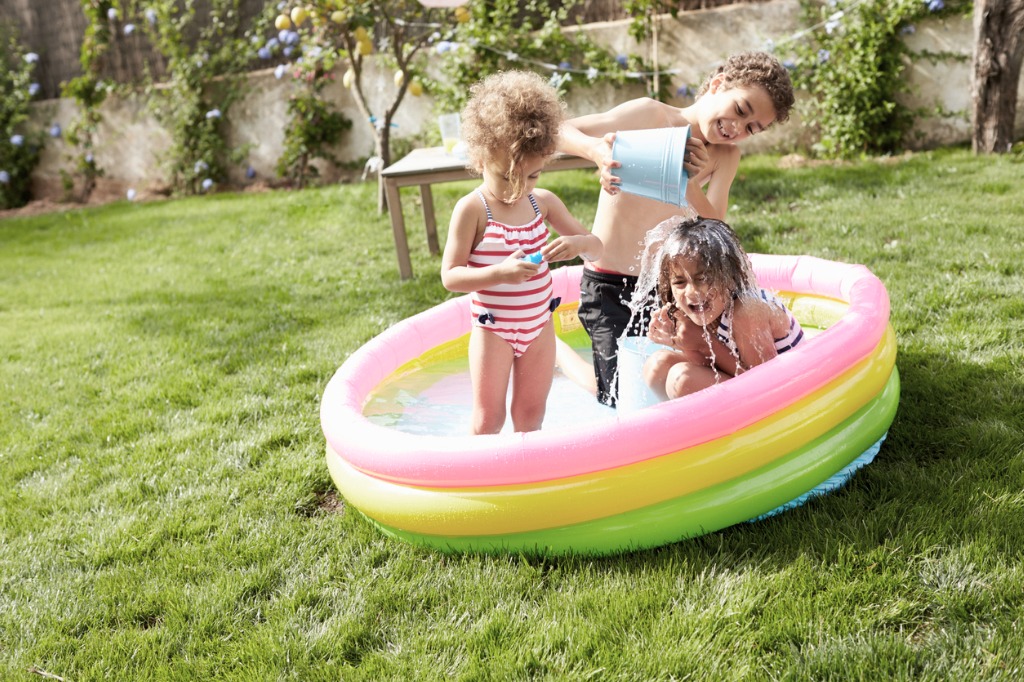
[
  {"left": 683, "top": 136, "right": 709, "bottom": 179},
  {"left": 647, "top": 305, "right": 678, "bottom": 347},
  {"left": 499, "top": 250, "right": 541, "bottom": 283},
  {"left": 541, "top": 235, "right": 595, "bottom": 263}
]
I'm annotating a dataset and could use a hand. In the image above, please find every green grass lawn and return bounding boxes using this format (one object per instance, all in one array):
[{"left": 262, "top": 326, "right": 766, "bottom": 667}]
[{"left": 2, "top": 147, "right": 1022, "bottom": 680}]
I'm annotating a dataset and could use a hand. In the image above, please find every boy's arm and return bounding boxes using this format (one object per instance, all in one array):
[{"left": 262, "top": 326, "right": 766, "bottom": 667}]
[
  {"left": 685, "top": 144, "right": 740, "bottom": 220},
  {"left": 558, "top": 98, "right": 677, "bottom": 193}
]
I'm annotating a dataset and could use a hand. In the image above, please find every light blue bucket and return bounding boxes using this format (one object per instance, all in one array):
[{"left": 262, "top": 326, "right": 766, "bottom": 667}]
[
  {"left": 615, "top": 336, "right": 672, "bottom": 415},
  {"left": 611, "top": 126, "right": 690, "bottom": 207}
]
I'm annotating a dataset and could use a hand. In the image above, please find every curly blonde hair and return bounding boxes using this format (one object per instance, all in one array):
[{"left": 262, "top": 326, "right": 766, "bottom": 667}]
[
  {"left": 461, "top": 70, "right": 565, "bottom": 201},
  {"left": 697, "top": 51, "right": 795, "bottom": 124}
]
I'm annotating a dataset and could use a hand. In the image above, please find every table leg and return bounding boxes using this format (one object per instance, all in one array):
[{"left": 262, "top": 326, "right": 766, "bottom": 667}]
[
  {"left": 384, "top": 178, "right": 414, "bottom": 280},
  {"left": 419, "top": 184, "right": 440, "bottom": 256}
]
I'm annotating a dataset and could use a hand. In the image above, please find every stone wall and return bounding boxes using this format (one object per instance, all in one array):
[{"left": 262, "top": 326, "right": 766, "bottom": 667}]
[{"left": 25, "top": 0, "right": 1020, "bottom": 200}]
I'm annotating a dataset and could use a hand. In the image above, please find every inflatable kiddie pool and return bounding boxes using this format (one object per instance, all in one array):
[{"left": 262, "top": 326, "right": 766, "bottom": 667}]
[{"left": 320, "top": 256, "right": 899, "bottom": 556}]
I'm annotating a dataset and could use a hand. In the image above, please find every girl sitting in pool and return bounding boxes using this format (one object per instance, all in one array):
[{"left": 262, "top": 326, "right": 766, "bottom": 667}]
[
  {"left": 441, "top": 71, "right": 602, "bottom": 434},
  {"left": 644, "top": 216, "right": 803, "bottom": 400}
]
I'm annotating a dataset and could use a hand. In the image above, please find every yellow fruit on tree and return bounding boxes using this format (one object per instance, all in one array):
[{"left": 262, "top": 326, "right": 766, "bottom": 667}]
[
  {"left": 357, "top": 38, "right": 372, "bottom": 56},
  {"left": 275, "top": 14, "right": 292, "bottom": 30},
  {"left": 353, "top": 26, "right": 369, "bottom": 41},
  {"left": 393, "top": 70, "right": 404, "bottom": 87},
  {"left": 455, "top": 6, "right": 470, "bottom": 23},
  {"left": 408, "top": 80, "right": 423, "bottom": 97},
  {"left": 343, "top": 68, "right": 355, "bottom": 89},
  {"left": 290, "top": 7, "right": 308, "bottom": 26},
  {"left": 330, "top": 10, "right": 345, "bottom": 24}
]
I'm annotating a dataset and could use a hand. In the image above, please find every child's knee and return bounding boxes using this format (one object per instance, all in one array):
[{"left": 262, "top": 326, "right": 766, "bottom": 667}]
[
  {"left": 643, "top": 350, "right": 675, "bottom": 388},
  {"left": 665, "top": 362, "right": 709, "bottom": 400},
  {"left": 510, "top": 401, "right": 546, "bottom": 433},
  {"left": 472, "top": 408, "right": 506, "bottom": 435}
]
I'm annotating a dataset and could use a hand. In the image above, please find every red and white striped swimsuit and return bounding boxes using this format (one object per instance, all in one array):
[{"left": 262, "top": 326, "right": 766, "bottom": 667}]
[{"left": 469, "top": 189, "right": 555, "bottom": 357}]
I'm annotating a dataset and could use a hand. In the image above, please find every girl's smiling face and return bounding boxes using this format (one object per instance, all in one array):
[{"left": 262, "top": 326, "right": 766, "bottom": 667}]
[
  {"left": 693, "top": 78, "right": 777, "bottom": 145},
  {"left": 669, "top": 254, "right": 731, "bottom": 327}
]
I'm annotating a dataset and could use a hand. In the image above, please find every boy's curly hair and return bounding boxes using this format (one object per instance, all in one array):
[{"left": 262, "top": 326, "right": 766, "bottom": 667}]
[
  {"left": 461, "top": 70, "right": 565, "bottom": 201},
  {"left": 697, "top": 51, "right": 795, "bottom": 124}
]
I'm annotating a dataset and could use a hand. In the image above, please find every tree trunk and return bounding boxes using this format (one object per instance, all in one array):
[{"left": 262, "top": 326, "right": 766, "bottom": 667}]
[
  {"left": 971, "top": 0, "right": 1024, "bottom": 153},
  {"left": 377, "top": 126, "right": 391, "bottom": 213}
]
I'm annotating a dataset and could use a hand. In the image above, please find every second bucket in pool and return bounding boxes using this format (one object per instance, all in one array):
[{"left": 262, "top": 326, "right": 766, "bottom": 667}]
[{"left": 611, "top": 126, "right": 690, "bottom": 207}]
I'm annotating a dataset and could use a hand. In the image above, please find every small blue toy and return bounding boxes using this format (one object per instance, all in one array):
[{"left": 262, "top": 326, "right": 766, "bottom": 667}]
[{"left": 521, "top": 252, "right": 544, "bottom": 264}]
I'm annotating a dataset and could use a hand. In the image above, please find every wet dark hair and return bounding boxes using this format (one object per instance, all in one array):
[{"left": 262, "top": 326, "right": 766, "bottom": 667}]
[
  {"left": 697, "top": 51, "right": 795, "bottom": 124},
  {"left": 655, "top": 216, "right": 758, "bottom": 315}
]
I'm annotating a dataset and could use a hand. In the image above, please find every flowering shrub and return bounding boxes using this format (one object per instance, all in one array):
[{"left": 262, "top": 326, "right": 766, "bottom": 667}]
[
  {"left": 61, "top": 74, "right": 107, "bottom": 202},
  {"left": 58, "top": 0, "right": 117, "bottom": 201},
  {"left": 277, "top": 56, "right": 353, "bottom": 188},
  {"left": 135, "top": 0, "right": 269, "bottom": 194},
  {"left": 1, "top": 35, "right": 42, "bottom": 209},
  {"left": 791, "top": 0, "right": 971, "bottom": 159},
  {"left": 258, "top": 7, "right": 352, "bottom": 188}
]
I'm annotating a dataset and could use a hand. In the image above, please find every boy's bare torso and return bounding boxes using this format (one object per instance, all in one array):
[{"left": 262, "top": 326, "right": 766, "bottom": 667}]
[{"left": 588, "top": 162, "right": 716, "bottom": 275}]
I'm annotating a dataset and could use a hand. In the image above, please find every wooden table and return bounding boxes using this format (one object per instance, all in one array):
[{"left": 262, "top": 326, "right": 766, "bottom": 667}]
[{"left": 381, "top": 147, "right": 595, "bottom": 279}]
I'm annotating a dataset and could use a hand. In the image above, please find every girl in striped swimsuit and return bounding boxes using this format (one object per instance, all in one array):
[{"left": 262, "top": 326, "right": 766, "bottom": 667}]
[
  {"left": 441, "top": 71, "right": 602, "bottom": 435},
  {"left": 643, "top": 216, "right": 804, "bottom": 401}
]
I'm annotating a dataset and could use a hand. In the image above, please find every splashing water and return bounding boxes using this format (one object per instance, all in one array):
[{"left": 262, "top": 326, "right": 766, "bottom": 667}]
[
  {"left": 607, "top": 210, "right": 694, "bottom": 406},
  {"left": 615, "top": 213, "right": 778, "bottom": 399}
]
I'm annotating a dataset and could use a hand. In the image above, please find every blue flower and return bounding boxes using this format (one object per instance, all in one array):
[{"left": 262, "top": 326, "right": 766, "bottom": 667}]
[
  {"left": 124, "top": 23, "right": 136, "bottom": 36},
  {"left": 126, "top": 188, "right": 137, "bottom": 201},
  {"left": 266, "top": 37, "right": 280, "bottom": 50},
  {"left": 274, "top": 64, "right": 287, "bottom": 79},
  {"left": 435, "top": 40, "right": 452, "bottom": 54},
  {"left": 926, "top": 0, "right": 944, "bottom": 11},
  {"left": 0, "top": 171, "right": 10, "bottom": 184},
  {"left": 783, "top": 59, "right": 796, "bottom": 71},
  {"left": 258, "top": 47, "right": 271, "bottom": 60},
  {"left": 205, "top": 109, "right": 221, "bottom": 119},
  {"left": 817, "top": 49, "right": 830, "bottom": 64},
  {"left": 28, "top": 83, "right": 40, "bottom": 97},
  {"left": 194, "top": 160, "right": 209, "bottom": 173},
  {"left": 145, "top": 8, "right": 157, "bottom": 25},
  {"left": 24, "top": 52, "right": 39, "bottom": 64},
  {"left": 49, "top": 124, "right": 62, "bottom": 138},
  {"left": 282, "top": 46, "right": 293, "bottom": 57},
  {"left": 246, "top": 166, "right": 256, "bottom": 179},
  {"left": 85, "top": 152, "right": 94, "bottom": 164},
  {"left": 616, "top": 54, "right": 628, "bottom": 67},
  {"left": 558, "top": 61, "right": 572, "bottom": 70},
  {"left": 901, "top": 24, "right": 917, "bottom": 35},
  {"left": 10, "top": 134, "right": 24, "bottom": 146},
  {"left": 107, "top": 7, "right": 118, "bottom": 20},
  {"left": 675, "top": 85, "right": 692, "bottom": 98},
  {"left": 201, "top": 178, "right": 214, "bottom": 191}
]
